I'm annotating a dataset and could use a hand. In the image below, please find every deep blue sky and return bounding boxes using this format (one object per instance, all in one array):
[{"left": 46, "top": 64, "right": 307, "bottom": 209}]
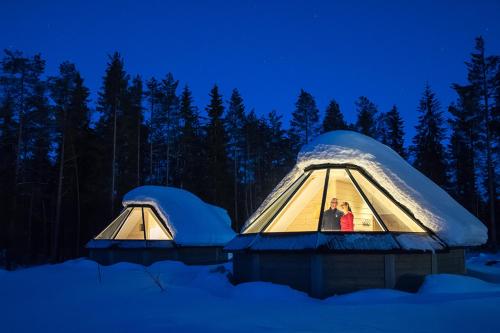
[{"left": 2, "top": 0, "right": 500, "bottom": 142}]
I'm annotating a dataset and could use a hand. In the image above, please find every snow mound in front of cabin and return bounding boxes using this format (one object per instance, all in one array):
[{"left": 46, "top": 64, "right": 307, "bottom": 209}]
[
  {"left": 2, "top": 259, "right": 500, "bottom": 333},
  {"left": 466, "top": 253, "right": 500, "bottom": 283},
  {"left": 245, "top": 131, "right": 487, "bottom": 246},
  {"left": 123, "top": 186, "right": 235, "bottom": 246}
]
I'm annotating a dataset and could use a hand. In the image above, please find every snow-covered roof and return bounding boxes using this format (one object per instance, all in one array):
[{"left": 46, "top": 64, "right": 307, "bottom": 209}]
[
  {"left": 242, "top": 130, "right": 487, "bottom": 247},
  {"left": 123, "top": 186, "right": 235, "bottom": 246}
]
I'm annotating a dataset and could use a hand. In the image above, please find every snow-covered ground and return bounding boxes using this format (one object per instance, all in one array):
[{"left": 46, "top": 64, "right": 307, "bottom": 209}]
[
  {"left": 467, "top": 252, "right": 500, "bottom": 283},
  {"left": 1, "top": 256, "right": 500, "bottom": 333}
]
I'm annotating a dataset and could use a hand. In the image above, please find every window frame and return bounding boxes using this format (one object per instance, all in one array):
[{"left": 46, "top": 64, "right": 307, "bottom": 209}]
[
  {"left": 242, "top": 163, "right": 445, "bottom": 246},
  {"left": 98, "top": 204, "right": 174, "bottom": 240}
]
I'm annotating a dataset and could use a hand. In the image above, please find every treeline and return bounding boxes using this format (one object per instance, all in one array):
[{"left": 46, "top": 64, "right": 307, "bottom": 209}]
[{"left": 0, "top": 36, "right": 499, "bottom": 268}]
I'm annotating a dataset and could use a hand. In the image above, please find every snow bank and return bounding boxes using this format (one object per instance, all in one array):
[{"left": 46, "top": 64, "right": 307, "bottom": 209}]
[
  {"left": 123, "top": 186, "right": 235, "bottom": 246},
  {"left": 1, "top": 259, "right": 500, "bottom": 333},
  {"left": 244, "top": 131, "right": 487, "bottom": 246},
  {"left": 466, "top": 252, "right": 500, "bottom": 283}
]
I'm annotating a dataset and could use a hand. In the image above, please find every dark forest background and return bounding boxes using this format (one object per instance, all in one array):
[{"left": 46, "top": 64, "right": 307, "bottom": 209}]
[{"left": 0, "top": 36, "right": 499, "bottom": 268}]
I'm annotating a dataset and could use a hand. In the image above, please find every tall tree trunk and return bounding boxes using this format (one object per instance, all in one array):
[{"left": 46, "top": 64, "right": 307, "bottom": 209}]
[
  {"left": 137, "top": 113, "right": 141, "bottom": 187},
  {"left": 483, "top": 81, "right": 497, "bottom": 249},
  {"left": 70, "top": 141, "right": 82, "bottom": 257},
  {"left": 233, "top": 148, "right": 238, "bottom": 229},
  {"left": 150, "top": 141, "right": 153, "bottom": 183},
  {"left": 166, "top": 118, "right": 170, "bottom": 186},
  {"left": 7, "top": 71, "right": 26, "bottom": 269},
  {"left": 111, "top": 101, "right": 117, "bottom": 218},
  {"left": 26, "top": 187, "right": 34, "bottom": 262},
  {"left": 52, "top": 109, "right": 67, "bottom": 262}
]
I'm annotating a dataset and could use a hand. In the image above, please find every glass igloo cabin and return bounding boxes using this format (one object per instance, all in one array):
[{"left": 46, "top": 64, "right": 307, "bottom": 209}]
[
  {"left": 87, "top": 186, "right": 235, "bottom": 265},
  {"left": 225, "top": 131, "right": 487, "bottom": 297}
]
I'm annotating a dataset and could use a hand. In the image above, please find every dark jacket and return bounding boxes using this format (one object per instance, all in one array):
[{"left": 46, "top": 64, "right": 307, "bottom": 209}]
[{"left": 322, "top": 208, "right": 343, "bottom": 231}]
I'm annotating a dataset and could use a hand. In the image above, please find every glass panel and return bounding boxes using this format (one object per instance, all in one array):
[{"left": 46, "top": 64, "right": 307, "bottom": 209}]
[
  {"left": 243, "top": 172, "right": 309, "bottom": 233},
  {"left": 144, "top": 207, "right": 172, "bottom": 240},
  {"left": 264, "top": 169, "right": 327, "bottom": 232},
  {"left": 350, "top": 170, "right": 424, "bottom": 232},
  {"left": 321, "top": 169, "right": 383, "bottom": 232},
  {"left": 114, "top": 207, "right": 145, "bottom": 240},
  {"left": 95, "top": 207, "right": 132, "bottom": 239}
]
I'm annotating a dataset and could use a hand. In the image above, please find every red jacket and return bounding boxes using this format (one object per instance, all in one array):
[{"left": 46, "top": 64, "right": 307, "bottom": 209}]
[{"left": 340, "top": 212, "right": 354, "bottom": 231}]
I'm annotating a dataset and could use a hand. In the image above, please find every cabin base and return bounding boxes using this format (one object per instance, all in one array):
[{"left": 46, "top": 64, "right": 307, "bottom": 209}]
[
  {"left": 232, "top": 249, "right": 465, "bottom": 298},
  {"left": 89, "top": 246, "right": 229, "bottom": 266}
]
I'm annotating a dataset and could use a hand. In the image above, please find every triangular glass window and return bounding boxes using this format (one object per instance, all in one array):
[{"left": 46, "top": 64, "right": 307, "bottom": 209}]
[
  {"left": 95, "top": 207, "right": 132, "bottom": 239},
  {"left": 96, "top": 206, "right": 173, "bottom": 240},
  {"left": 244, "top": 172, "right": 310, "bottom": 233},
  {"left": 349, "top": 170, "right": 424, "bottom": 232},
  {"left": 320, "top": 169, "right": 384, "bottom": 232},
  {"left": 144, "top": 207, "right": 172, "bottom": 240},
  {"left": 264, "top": 169, "right": 327, "bottom": 232},
  {"left": 115, "top": 207, "right": 145, "bottom": 240}
]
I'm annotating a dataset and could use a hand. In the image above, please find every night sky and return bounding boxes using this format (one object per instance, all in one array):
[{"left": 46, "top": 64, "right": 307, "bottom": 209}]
[{"left": 2, "top": 0, "right": 500, "bottom": 141}]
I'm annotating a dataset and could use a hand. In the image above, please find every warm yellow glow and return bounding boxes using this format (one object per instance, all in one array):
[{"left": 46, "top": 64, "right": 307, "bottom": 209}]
[
  {"left": 264, "top": 170, "right": 326, "bottom": 232},
  {"left": 144, "top": 207, "right": 172, "bottom": 240},
  {"left": 350, "top": 170, "right": 424, "bottom": 232},
  {"left": 322, "top": 169, "right": 383, "bottom": 232},
  {"left": 95, "top": 207, "right": 132, "bottom": 239},
  {"left": 241, "top": 167, "right": 424, "bottom": 234},
  {"left": 114, "top": 207, "right": 145, "bottom": 239},
  {"left": 244, "top": 172, "right": 309, "bottom": 233}
]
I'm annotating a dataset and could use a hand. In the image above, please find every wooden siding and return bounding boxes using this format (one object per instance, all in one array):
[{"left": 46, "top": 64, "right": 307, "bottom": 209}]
[
  {"left": 232, "top": 250, "right": 465, "bottom": 298},
  {"left": 322, "top": 254, "right": 385, "bottom": 295},
  {"left": 89, "top": 247, "right": 229, "bottom": 266},
  {"left": 259, "top": 253, "right": 312, "bottom": 293},
  {"left": 437, "top": 249, "right": 465, "bottom": 274}
]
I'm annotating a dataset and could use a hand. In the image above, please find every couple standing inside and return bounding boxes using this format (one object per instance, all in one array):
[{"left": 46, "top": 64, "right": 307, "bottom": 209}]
[{"left": 322, "top": 198, "right": 354, "bottom": 231}]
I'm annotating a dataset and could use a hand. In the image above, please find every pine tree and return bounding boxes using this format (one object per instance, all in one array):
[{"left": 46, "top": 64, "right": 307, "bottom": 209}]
[
  {"left": 49, "top": 61, "right": 95, "bottom": 259},
  {"left": 160, "top": 73, "right": 180, "bottom": 186},
  {"left": 128, "top": 75, "right": 144, "bottom": 187},
  {"left": 267, "top": 110, "right": 293, "bottom": 184},
  {"left": 242, "top": 110, "right": 260, "bottom": 218},
  {"left": 321, "top": 99, "right": 347, "bottom": 133},
  {"left": 465, "top": 36, "right": 499, "bottom": 248},
  {"left": 177, "top": 85, "right": 202, "bottom": 192},
  {"left": 96, "top": 52, "right": 129, "bottom": 218},
  {"left": 375, "top": 111, "right": 389, "bottom": 144},
  {"left": 355, "top": 96, "right": 378, "bottom": 137},
  {"left": 145, "top": 77, "right": 162, "bottom": 183},
  {"left": 0, "top": 50, "right": 52, "bottom": 266},
  {"left": 289, "top": 89, "right": 319, "bottom": 150},
  {"left": 448, "top": 84, "right": 480, "bottom": 215},
  {"left": 411, "top": 84, "right": 449, "bottom": 188},
  {"left": 0, "top": 95, "right": 17, "bottom": 260},
  {"left": 384, "top": 105, "right": 407, "bottom": 158},
  {"left": 264, "top": 110, "right": 294, "bottom": 198},
  {"left": 225, "top": 89, "right": 246, "bottom": 224},
  {"left": 204, "top": 85, "right": 230, "bottom": 207}
]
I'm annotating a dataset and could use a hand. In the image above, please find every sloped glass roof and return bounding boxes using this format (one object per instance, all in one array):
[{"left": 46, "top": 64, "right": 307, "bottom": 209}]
[
  {"left": 96, "top": 206, "right": 173, "bottom": 240},
  {"left": 242, "top": 167, "right": 425, "bottom": 234}
]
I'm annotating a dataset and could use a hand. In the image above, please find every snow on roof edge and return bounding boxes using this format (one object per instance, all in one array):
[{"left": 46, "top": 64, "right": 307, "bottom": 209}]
[
  {"left": 122, "top": 186, "right": 235, "bottom": 246},
  {"left": 242, "top": 131, "right": 487, "bottom": 247}
]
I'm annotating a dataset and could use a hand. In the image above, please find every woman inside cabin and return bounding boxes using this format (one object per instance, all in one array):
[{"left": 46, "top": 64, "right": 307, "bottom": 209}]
[{"left": 340, "top": 202, "right": 354, "bottom": 231}]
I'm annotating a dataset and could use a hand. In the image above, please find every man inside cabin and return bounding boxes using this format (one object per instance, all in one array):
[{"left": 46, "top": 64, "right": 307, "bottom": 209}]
[{"left": 322, "top": 197, "right": 343, "bottom": 231}]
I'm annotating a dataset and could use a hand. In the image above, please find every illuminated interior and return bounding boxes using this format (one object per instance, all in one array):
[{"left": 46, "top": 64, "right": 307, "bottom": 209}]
[
  {"left": 320, "top": 169, "right": 384, "bottom": 232},
  {"left": 265, "top": 170, "right": 326, "bottom": 232},
  {"left": 349, "top": 170, "right": 424, "bottom": 232},
  {"left": 243, "top": 167, "right": 425, "bottom": 234},
  {"left": 96, "top": 206, "right": 173, "bottom": 240}
]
